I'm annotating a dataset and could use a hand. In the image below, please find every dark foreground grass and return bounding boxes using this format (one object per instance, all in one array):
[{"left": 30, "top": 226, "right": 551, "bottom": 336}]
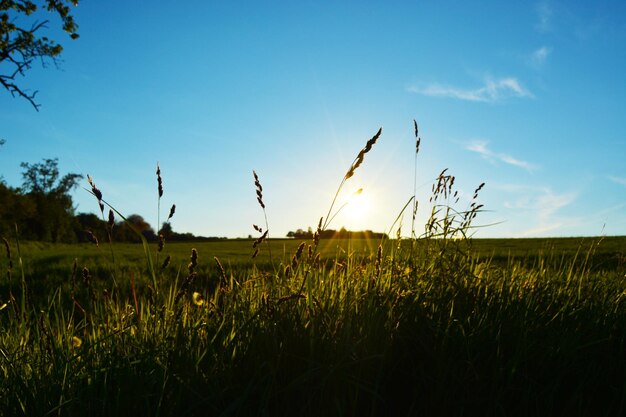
[{"left": 0, "top": 236, "right": 625, "bottom": 417}]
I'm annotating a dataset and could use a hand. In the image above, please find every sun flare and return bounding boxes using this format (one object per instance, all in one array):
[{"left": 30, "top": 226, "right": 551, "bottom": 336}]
[{"left": 344, "top": 189, "right": 371, "bottom": 220}]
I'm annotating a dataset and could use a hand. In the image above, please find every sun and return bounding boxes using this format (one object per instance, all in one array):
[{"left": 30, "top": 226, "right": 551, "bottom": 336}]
[{"left": 344, "top": 189, "right": 371, "bottom": 221}]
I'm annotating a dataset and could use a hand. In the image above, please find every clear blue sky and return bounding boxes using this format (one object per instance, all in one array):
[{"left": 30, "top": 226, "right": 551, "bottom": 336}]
[{"left": 1, "top": 1, "right": 625, "bottom": 238}]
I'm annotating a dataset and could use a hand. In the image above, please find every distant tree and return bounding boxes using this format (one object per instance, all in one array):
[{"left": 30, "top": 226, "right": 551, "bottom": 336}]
[
  {"left": 113, "top": 214, "right": 156, "bottom": 243},
  {"left": 19, "top": 157, "right": 82, "bottom": 241},
  {"left": 0, "top": 181, "right": 36, "bottom": 238},
  {"left": 288, "top": 228, "right": 314, "bottom": 239},
  {"left": 20, "top": 158, "right": 81, "bottom": 195},
  {"left": 1, "top": 0, "right": 80, "bottom": 110},
  {"left": 286, "top": 226, "right": 387, "bottom": 240},
  {"left": 74, "top": 212, "right": 107, "bottom": 242},
  {"left": 159, "top": 222, "right": 173, "bottom": 239}
]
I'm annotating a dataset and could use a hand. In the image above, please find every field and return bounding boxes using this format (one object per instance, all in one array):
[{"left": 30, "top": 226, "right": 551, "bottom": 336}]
[
  {"left": 1, "top": 234, "right": 625, "bottom": 417},
  {"left": 1, "top": 130, "right": 625, "bottom": 417}
]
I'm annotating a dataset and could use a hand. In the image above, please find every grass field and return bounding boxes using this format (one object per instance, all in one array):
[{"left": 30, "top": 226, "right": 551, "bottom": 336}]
[{"left": 1, "top": 234, "right": 625, "bottom": 416}]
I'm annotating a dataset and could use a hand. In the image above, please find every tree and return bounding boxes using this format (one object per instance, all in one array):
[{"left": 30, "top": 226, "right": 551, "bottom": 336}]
[
  {"left": 74, "top": 212, "right": 108, "bottom": 242},
  {"left": 0, "top": 180, "right": 36, "bottom": 238},
  {"left": 159, "top": 222, "right": 173, "bottom": 239},
  {"left": 1, "top": 0, "right": 80, "bottom": 110},
  {"left": 19, "top": 157, "right": 82, "bottom": 241},
  {"left": 0, "top": 139, "right": 4, "bottom": 181},
  {"left": 113, "top": 214, "right": 156, "bottom": 243},
  {"left": 20, "top": 157, "right": 81, "bottom": 194}
]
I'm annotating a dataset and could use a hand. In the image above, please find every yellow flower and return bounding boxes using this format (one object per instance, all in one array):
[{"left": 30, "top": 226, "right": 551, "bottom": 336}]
[
  {"left": 71, "top": 336, "right": 82, "bottom": 349},
  {"left": 192, "top": 292, "right": 205, "bottom": 306}
]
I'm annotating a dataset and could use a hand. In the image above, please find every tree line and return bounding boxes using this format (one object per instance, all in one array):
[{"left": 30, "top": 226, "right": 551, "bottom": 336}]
[
  {"left": 287, "top": 227, "right": 388, "bottom": 240},
  {"left": 0, "top": 157, "right": 215, "bottom": 243}
]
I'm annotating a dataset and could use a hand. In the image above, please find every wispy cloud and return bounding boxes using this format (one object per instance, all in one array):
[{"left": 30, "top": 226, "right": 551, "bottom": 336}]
[
  {"left": 409, "top": 77, "right": 533, "bottom": 103},
  {"left": 535, "top": 2, "right": 553, "bottom": 33},
  {"left": 608, "top": 175, "right": 626, "bottom": 187},
  {"left": 517, "top": 191, "right": 581, "bottom": 237},
  {"left": 529, "top": 46, "right": 552, "bottom": 68},
  {"left": 495, "top": 184, "right": 579, "bottom": 236},
  {"left": 466, "top": 140, "right": 537, "bottom": 171}
]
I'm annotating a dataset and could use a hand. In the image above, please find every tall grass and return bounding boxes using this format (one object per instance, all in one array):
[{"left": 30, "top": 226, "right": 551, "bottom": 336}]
[{"left": 0, "top": 123, "right": 624, "bottom": 417}]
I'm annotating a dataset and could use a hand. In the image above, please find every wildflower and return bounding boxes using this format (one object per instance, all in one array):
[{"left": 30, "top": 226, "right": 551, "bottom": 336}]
[
  {"left": 192, "top": 292, "right": 205, "bottom": 306},
  {"left": 72, "top": 336, "right": 82, "bottom": 349}
]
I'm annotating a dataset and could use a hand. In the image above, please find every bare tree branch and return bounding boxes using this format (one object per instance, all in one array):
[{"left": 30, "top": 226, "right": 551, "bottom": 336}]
[{"left": 1, "top": 1, "right": 79, "bottom": 110}]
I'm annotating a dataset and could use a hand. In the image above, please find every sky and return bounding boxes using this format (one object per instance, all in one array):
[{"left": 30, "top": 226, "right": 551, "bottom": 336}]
[{"left": 1, "top": 1, "right": 625, "bottom": 238}]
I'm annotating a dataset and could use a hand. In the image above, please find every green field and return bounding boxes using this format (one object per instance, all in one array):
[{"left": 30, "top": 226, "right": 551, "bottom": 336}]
[
  {"left": 1, "top": 235, "right": 625, "bottom": 416},
  {"left": 7, "top": 236, "right": 624, "bottom": 304}
]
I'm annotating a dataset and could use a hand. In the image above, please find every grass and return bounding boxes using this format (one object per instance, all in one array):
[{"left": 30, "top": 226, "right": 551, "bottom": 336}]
[{"left": 0, "top": 125, "right": 625, "bottom": 416}]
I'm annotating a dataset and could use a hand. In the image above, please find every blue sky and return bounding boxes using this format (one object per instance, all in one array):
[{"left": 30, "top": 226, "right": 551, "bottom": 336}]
[{"left": 1, "top": 1, "right": 625, "bottom": 238}]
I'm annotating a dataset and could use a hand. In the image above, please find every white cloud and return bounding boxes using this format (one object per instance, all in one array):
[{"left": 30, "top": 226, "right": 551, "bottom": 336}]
[
  {"left": 535, "top": 2, "right": 553, "bottom": 33},
  {"left": 466, "top": 140, "right": 537, "bottom": 171},
  {"left": 409, "top": 77, "right": 533, "bottom": 103},
  {"left": 530, "top": 46, "right": 552, "bottom": 67},
  {"left": 608, "top": 175, "right": 626, "bottom": 187},
  {"left": 496, "top": 184, "right": 580, "bottom": 237}
]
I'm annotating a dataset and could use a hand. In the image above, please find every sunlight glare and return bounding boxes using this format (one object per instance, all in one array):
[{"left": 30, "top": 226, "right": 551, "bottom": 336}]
[{"left": 344, "top": 188, "right": 371, "bottom": 221}]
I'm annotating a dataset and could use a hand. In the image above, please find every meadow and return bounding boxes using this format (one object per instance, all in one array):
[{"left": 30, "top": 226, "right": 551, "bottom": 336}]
[{"left": 1, "top": 126, "right": 625, "bottom": 416}]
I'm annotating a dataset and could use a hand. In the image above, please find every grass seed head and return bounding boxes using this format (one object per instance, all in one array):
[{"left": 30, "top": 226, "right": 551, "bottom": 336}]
[
  {"left": 252, "top": 230, "right": 268, "bottom": 248},
  {"left": 156, "top": 163, "right": 163, "bottom": 198},
  {"left": 313, "top": 252, "right": 320, "bottom": 267},
  {"left": 313, "top": 217, "right": 322, "bottom": 245},
  {"left": 292, "top": 242, "right": 305, "bottom": 269},
  {"left": 345, "top": 127, "right": 382, "bottom": 180},
  {"left": 161, "top": 255, "right": 171, "bottom": 270},
  {"left": 85, "top": 230, "right": 99, "bottom": 247},
  {"left": 188, "top": 248, "right": 198, "bottom": 273},
  {"left": 82, "top": 267, "right": 91, "bottom": 285},
  {"left": 167, "top": 204, "right": 176, "bottom": 221},
  {"left": 253, "top": 170, "right": 265, "bottom": 209},
  {"left": 414, "top": 119, "right": 421, "bottom": 154},
  {"left": 214, "top": 256, "right": 228, "bottom": 288},
  {"left": 2, "top": 238, "right": 12, "bottom": 270},
  {"left": 87, "top": 175, "right": 104, "bottom": 211},
  {"left": 107, "top": 209, "right": 115, "bottom": 228}
]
